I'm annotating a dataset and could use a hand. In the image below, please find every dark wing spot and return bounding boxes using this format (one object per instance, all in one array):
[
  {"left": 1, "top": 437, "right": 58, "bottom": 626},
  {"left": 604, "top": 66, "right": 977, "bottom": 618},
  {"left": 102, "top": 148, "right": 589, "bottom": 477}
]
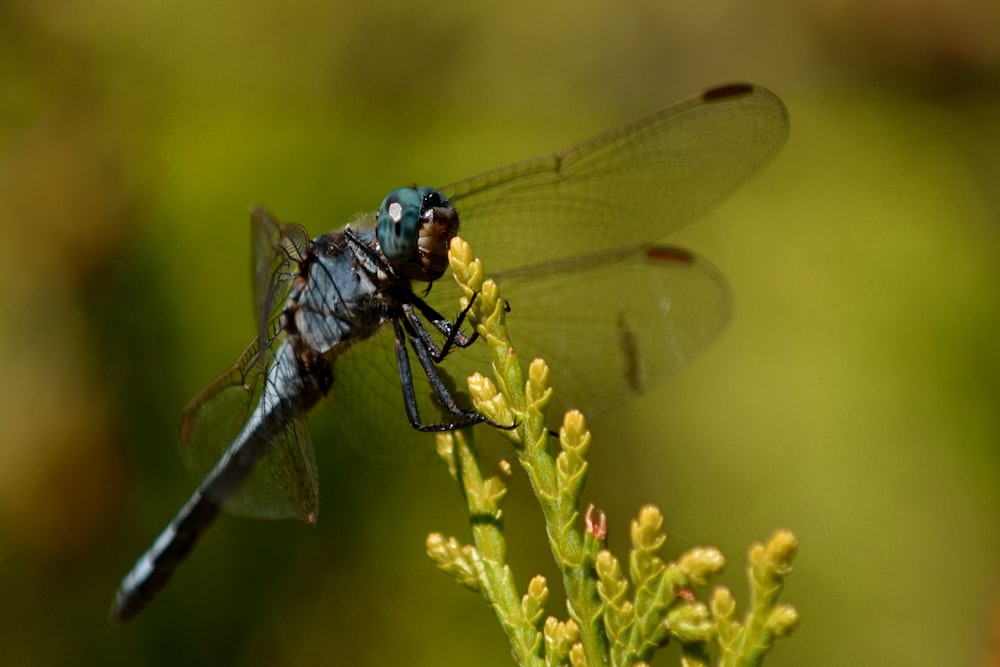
[
  {"left": 702, "top": 83, "right": 754, "bottom": 102},
  {"left": 617, "top": 313, "right": 642, "bottom": 395},
  {"left": 644, "top": 245, "right": 695, "bottom": 264}
]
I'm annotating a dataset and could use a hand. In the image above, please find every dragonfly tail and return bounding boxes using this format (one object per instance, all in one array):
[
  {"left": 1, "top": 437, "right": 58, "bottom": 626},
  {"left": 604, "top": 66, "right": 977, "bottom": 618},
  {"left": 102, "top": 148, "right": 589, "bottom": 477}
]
[{"left": 110, "top": 491, "right": 221, "bottom": 623}]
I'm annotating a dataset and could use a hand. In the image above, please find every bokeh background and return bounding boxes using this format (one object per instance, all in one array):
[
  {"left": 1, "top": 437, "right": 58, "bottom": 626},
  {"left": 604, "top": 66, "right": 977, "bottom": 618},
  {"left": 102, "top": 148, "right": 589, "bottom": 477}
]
[{"left": 1, "top": 0, "right": 998, "bottom": 665}]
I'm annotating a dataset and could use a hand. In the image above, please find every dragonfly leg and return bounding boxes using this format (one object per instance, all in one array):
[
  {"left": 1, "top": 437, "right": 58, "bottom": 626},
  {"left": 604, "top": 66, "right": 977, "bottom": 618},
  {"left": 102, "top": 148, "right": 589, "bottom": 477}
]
[
  {"left": 406, "top": 291, "right": 480, "bottom": 357},
  {"left": 345, "top": 225, "right": 480, "bottom": 353},
  {"left": 344, "top": 225, "right": 478, "bottom": 354},
  {"left": 402, "top": 297, "right": 478, "bottom": 366},
  {"left": 391, "top": 316, "right": 499, "bottom": 432}
]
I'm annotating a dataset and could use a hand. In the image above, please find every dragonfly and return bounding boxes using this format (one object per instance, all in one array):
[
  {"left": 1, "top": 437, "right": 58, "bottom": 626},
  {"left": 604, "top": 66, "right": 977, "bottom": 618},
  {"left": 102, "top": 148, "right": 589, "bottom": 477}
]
[{"left": 111, "top": 82, "right": 789, "bottom": 622}]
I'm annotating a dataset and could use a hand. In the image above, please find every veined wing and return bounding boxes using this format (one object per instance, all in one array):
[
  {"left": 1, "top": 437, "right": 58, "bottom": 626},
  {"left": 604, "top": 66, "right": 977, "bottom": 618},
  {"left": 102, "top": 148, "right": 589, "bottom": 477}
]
[
  {"left": 494, "top": 244, "right": 728, "bottom": 418},
  {"left": 178, "top": 209, "right": 319, "bottom": 521},
  {"left": 251, "top": 206, "right": 310, "bottom": 368},
  {"left": 442, "top": 83, "right": 788, "bottom": 276},
  {"left": 328, "top": 245, "right": 728, "bottom": 461},
  {"left": 329, "top": 84, "right": 785, "bottom": 461},
  {"left": 426, "top": 84, "right": 784, "bottom": 420},
  {"left": 330, "top": 315, "right": 481, "bottom": 465},
  {"left": 178, "top": 339, "right": 320, "bottom": 521}
]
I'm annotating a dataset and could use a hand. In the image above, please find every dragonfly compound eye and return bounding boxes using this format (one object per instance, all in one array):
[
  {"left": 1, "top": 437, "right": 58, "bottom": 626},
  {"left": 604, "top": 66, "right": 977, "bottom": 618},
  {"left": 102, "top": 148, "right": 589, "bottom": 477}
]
[{"left": 377, "top": 188, "right": 422, "bottom": 266}]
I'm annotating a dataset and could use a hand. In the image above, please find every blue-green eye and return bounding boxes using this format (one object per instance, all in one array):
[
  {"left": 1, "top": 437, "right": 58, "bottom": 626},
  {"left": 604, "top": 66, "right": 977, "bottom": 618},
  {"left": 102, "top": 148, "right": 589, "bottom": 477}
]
[{"left": 376, "top": 188, "right": 424, "bottom": 266}]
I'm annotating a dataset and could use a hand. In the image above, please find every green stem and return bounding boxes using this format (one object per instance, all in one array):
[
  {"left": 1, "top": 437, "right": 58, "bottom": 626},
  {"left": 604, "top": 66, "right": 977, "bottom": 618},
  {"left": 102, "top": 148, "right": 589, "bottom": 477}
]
[
  {"left": 450, "top": 237, "right": 610, "bottom": 665},
  {"left": 446, "top": 430, "right": 545, "bottom": 665}
]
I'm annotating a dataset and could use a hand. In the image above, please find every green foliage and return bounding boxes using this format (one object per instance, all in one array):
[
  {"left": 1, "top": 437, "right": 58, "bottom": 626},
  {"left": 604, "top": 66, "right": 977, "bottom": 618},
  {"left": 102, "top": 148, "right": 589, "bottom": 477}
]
[{"left": 426, "top": 237, "right": 800, "bottom": 666}]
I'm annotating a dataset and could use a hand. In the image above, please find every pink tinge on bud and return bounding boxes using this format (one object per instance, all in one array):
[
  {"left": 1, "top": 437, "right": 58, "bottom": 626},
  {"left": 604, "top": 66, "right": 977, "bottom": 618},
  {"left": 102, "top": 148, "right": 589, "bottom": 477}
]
[
  {"left": 675, "top": 586, "right": 696, "bottom": 603},
  {"left": 585, "top": 504, "right": 608, "bottom": 541}
]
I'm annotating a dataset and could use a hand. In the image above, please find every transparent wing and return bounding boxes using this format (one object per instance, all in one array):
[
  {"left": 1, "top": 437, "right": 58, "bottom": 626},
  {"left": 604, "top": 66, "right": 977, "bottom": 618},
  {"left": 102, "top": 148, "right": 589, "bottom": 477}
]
[
  {"left": 251, "top": 206, "right": 310, "bottom": 367},
  {"left": 442, "top": 83, "right": 788, "bottom": 275},
  {"left": 179, "top": 339, "right": 320, "bottom": 520},
  {"left": 328, "top": 245, "right": 727, "bottom": 462},
  {"left": 329, "top": 83, "right": 786, "bottom": 462},
  {"left": 495, "top": 245, "right": 728, "bottom": 418},
  {"left": 177, "top": 208, "right": 319, "bottom": 520},
  {"left": 329, "top": 327, "right": 443, "bottom": 464}
]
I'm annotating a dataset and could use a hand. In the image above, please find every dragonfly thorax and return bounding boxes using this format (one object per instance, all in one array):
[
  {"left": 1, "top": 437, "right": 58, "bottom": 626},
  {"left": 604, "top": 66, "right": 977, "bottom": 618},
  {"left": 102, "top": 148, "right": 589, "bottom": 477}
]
[{"left": 285, "top": 228, "right": 395, "bottom": 359}]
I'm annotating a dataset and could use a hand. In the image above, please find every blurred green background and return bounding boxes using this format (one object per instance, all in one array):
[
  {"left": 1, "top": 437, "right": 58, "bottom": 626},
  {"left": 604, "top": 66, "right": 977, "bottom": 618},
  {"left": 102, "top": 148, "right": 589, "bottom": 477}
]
[{"left": 1, "top": 0, "right": 998, "bottom": 664}]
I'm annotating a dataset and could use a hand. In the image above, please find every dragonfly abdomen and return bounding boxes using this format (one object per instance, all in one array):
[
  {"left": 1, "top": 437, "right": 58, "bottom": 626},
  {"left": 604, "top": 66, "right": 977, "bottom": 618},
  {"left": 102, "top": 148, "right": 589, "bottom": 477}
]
[
  {"left": 112, "top": 349, "right": 323, "bottom": 622},
  {"left": 111, "top": 488, "right": 221, "bottom": 622}
]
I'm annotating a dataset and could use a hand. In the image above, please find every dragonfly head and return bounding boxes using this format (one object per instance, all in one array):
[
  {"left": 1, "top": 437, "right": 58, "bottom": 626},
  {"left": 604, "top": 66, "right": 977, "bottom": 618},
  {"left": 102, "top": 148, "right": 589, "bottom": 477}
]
[{"left": 377, "top": 186, "right": 459, "bottom": 282}]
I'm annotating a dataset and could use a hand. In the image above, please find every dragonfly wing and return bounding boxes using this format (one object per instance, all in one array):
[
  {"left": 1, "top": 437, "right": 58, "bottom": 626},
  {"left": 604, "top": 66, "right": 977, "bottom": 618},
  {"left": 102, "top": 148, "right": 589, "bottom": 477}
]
[
  {"left": 397, "top": 84, "right": 786, "bottom": 423},
  {"left": 328, "top": 324, "right": 483, "bottom": 464},
  {"left": 169, "top": 206, "right": 321, "bottom": 521},
  {"left": 285, "top": 85, "right": 786, "bottom": 463},
  {"left": 179, "top": 340, "right": 320, "bottom": 521},
  {"left": 494, "top": 245, "right": 729, "bottom": 418},
  {"left": 329, "top": 245, "right": 728, "bottom": 462},
  {"left": 250, "top": 206, "right": 310, "bottom": 367},
  {"left": 443, "top": 83, "right": 788, "bottom": 276}
]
